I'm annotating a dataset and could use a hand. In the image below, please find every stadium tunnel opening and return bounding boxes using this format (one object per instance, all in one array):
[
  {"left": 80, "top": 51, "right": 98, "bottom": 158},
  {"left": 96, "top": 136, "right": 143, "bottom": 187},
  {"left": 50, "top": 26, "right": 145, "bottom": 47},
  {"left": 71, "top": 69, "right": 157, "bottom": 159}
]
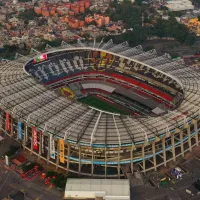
[{"left": 24, "top": 48, "right": 184, "bottom": 117}]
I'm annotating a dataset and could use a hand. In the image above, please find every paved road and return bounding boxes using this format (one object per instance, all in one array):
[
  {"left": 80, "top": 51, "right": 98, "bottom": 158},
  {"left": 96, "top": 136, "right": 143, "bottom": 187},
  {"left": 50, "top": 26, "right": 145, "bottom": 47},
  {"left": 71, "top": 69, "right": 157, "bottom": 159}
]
[
  {"left": 0, "top": 137, "right": 64, "bottom": 200},
  {"left": 0, "top": 166, "right": 64, "bottom": 200}
]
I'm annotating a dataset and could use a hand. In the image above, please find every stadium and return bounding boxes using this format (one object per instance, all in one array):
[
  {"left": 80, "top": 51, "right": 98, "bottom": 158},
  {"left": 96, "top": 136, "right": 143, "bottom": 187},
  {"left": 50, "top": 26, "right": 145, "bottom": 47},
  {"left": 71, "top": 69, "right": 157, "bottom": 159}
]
[{"left": 0, "top": 40, "right": 200, "bottom": 178}]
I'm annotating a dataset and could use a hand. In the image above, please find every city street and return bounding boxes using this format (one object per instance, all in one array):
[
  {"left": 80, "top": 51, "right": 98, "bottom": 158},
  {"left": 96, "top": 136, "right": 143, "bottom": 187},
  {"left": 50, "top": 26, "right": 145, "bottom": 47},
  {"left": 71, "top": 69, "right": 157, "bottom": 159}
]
[
  {"left": 0, "top": 137, "right": 64, "bottom": 200},
  {"left": 0, "top": 164, "right": 64, "bottom": 200}
]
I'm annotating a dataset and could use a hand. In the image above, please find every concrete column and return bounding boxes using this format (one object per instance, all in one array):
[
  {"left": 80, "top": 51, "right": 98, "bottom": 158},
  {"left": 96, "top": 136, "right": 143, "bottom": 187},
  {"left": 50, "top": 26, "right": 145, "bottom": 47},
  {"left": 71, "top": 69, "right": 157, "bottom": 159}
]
[
  {"left": 152, "top": 141, "right": 156, "bottom": 171},
  {"left": 185, "top": 124, "right": 191, "bottom": 152},
  {"left": 23, "top": 124, "right": 27, "bottom": 149},
  {"left": 30, "top": 128, "right": 33, "bottom": 155},
  {"left": 0, "top": 111, "right": 2, "bottom": 131},
  {"left": 180, "top": 131, "right": 184, "bottom": 157},
  {"left": 25, "top": 124, "right": 28, "bottom": 144},
  {"left": 38, "top": 132, "right": 42, "bottom": 161},
  {"left": 10, "top": 117, "right": 13, "bottom": 136},
  {"left": 131, "top": 145, "right": 134, "bottom": 173},
  {"left": 91, "top": 148, "right": 94, "bottom": 176},
  {"left": 78, "top": 146, "right": 81, "bottom": 173},
  {"left": 56, "top": 139, "right": 59, "bottom": 171},
  {"left": 16, "top": 122, "right": 19, "bottom": 141},
  {"left": 67, "top": 143, "right": 70, "bottom": 171},
  {"left": 47, "top": 134, "right": 50, "bottom": 163},
  {"left": 142, "top": 144, "right": 145, "bottom": 173},
  {"left": 118, "top": 148, "right": 120, "bottom": 178},
  {"left": 162, "top": 137, "right": 166, "bottom": 167},
  {"left": 105, "top": 149, "right": 107, "bottom": 178},
  {"left": 171, "top": 133, "right": 176, "bottom": 162},
  {"left": 193, "top": 120, "right": 199, "bottom": 146}
]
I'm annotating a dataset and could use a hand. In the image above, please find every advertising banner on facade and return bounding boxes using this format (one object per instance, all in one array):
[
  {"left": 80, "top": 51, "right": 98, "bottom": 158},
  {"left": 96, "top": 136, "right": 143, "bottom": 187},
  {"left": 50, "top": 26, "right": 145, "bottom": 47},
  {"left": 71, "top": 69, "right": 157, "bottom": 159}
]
[
  {"left": 50, "top": 134, "right": 55, "bottom": 159},
  {"left": 18, "top": 122, "right": 23, "bottom": 140},
  {"left": 5, "top": 113, "right": 11, "bottom": 132},
  {"left": 59, "top": 139, "right": 65, "bottom": 163},
  {"left": 32, "top": 127, "right": 38, "bottom": 150}
]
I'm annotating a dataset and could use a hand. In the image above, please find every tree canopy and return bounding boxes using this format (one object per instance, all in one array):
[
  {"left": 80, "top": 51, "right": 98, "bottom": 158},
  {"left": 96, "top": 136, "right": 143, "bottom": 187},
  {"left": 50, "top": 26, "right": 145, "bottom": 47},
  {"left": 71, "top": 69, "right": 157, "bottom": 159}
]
[
  {"left": 105, "top": 0, "right": 196, "bottom": 46},
  {"left": 0, "top": 45, "right": 18, "bottom": 60},
  {"left": 106, "top": 0, "right": 142, "bottom": 29},
  {"left": 18, "top": 9, "right": 35, "bottom": 21},
  {"left": 193, "top": 0, "right": 200, "bottom": 5},
  {"left": 18, "top": 0, "right": 31, "bottom": 2},
  {"left": 153, "top": 17, "right": 196, "bottom": 45},
  {"left": 46, "top": 171, "right": 67, "bottom": 189}
]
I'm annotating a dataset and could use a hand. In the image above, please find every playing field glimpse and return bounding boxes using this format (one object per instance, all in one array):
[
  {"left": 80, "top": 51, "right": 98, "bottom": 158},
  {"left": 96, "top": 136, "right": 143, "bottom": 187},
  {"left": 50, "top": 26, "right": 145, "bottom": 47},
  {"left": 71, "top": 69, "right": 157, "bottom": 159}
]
[{"left": 79, "top": 95, "right": 128, "bottom": 114}]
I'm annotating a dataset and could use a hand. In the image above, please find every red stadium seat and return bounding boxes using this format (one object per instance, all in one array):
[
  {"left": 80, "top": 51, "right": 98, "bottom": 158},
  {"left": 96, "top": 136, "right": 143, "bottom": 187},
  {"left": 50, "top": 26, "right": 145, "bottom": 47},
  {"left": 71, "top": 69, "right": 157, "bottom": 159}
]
[{"left": 46, "top": 71, "right": 173, "bottom": 102}]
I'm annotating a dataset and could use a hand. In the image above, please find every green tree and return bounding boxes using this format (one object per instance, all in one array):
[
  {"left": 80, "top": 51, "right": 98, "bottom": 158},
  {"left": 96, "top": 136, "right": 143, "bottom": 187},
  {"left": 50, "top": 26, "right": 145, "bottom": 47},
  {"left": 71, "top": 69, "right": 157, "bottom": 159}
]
[
  {"left": 18, "top": 9, "right": 35, "bottom": 20},
  {"left": 135, "top": 0, "right": 144, "bottom": 6},
  {"left": 24, "top": 20, "right": 29, "bottom": 25},
  {"left": 18, "top": 0, "right": 31, "bottom": 2},
  {"left": 47, "top": 39, "right": 62, "bottom": 47},
  {"left": 0, "top": 45, "right": 19, "bottom": 60},
  {"left": 35, "top": 43, "right": 46, "bottom": 51},
  {"left": 193, "top": 0, "right": 200, "bottom": 5}
]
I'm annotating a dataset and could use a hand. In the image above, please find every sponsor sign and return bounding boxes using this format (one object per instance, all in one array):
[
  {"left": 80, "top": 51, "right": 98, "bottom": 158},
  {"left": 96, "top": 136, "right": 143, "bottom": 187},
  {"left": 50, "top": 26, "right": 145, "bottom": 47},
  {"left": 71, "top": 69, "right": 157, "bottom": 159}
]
[
  {"left": 18, "top": 122, "right": 22, "bottom": 140},
  {"left": 59, "top": 139, "right": 65, "bottom": 163},
  {"left": 32, "top": 127, "right": 38, "bottom": 150},
  {"left": 50, "top": 134, "right": 55, "bottom": 159},
  {"left": 5, "top": 113, "right": 11, "bottom": 132}
]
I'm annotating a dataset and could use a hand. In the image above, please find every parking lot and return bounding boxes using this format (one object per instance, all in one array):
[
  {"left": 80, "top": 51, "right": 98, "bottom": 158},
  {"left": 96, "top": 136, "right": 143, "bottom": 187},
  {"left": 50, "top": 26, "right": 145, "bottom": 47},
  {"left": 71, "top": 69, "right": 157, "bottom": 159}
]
[{"left": 131, "top": 146, "right": 200, "bottom": 200}]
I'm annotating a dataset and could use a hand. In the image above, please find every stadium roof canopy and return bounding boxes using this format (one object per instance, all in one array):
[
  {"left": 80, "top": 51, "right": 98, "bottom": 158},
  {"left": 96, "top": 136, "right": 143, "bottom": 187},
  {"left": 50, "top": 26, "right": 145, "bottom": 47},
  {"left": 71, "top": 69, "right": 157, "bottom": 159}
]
[{"left": 0, "top": 40, "right": 200, "bottom": 147}]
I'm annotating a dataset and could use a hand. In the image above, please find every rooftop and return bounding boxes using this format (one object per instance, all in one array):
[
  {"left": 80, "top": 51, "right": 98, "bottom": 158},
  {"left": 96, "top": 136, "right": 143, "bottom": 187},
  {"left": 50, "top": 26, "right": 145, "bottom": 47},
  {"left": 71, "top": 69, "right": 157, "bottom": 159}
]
[{"left": 64, "top": 178, "right": 130, "bottom": 200}]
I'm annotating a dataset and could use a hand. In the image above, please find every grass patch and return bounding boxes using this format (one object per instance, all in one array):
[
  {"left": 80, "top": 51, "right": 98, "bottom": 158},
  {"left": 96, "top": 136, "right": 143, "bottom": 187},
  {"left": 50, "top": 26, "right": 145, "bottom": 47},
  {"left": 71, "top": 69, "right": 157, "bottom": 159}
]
[{"left": 79, "top": 95, "right": 127, "bottom": 114}]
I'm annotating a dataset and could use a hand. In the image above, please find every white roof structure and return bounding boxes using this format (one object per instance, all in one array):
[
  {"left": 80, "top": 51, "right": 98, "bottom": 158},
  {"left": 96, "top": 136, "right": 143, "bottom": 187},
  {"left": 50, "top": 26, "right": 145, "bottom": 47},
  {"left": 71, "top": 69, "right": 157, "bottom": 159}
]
[
  {"left": 1, "top": 40, "right": 200, "bottom": 150},
  {"left": 82, "top": 83, "right": 116, "bottom": 93},
  {"left": 64, "top": 179, "right": 130, "bottom": 200},
  {"left": 165, "top": 0, "right": 194, "bottom": 11}
]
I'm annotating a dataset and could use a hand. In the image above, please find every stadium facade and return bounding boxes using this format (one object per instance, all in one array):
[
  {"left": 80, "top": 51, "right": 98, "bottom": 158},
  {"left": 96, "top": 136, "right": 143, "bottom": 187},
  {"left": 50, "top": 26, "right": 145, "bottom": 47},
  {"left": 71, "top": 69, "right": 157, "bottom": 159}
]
[{"left": 0, "top": 40, "right": 200, "bottom": 178}]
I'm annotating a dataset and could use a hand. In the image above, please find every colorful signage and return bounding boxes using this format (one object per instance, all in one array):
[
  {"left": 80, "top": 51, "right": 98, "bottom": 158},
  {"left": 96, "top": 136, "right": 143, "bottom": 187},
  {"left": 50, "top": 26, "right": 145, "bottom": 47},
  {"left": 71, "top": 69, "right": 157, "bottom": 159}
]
[
  {"left": 50, "top": 134, "right": 55, "bottom": 159},
  {"left": 32, "top": 127, "right": 38, "bottom": 150},
  {"left": 33, "top": 54, "right": 47, "bottom": 64},
  {"left": 88, "top": 51, "right": 114, "bottom": 70},
  {"left": 59, "top": 139, "right": 65, "bottom": 163},
  {"left": 5, "top": 113, "right": 11, "bottom": 132},
  {"left": 18, "top": 122, "right": 23, "bottom": 140}
]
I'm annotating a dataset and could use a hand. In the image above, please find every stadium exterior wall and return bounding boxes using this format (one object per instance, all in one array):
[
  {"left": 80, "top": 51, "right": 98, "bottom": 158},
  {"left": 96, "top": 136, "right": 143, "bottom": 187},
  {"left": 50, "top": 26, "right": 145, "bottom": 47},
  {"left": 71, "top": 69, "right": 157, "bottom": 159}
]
[
  {"left": 0, "top": 110, "right": 199, "bottom": 177},
  {"left": 1, "top": 43, "right": 200, "bottom": 178}
]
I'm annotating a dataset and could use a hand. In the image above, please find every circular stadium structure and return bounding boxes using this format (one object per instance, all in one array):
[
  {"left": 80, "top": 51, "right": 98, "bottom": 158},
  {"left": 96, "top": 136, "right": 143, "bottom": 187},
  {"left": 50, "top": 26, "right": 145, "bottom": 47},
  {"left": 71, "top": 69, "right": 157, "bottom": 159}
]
[{"left": 0, "top": 40, "right": 200, "bottom": 177}]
